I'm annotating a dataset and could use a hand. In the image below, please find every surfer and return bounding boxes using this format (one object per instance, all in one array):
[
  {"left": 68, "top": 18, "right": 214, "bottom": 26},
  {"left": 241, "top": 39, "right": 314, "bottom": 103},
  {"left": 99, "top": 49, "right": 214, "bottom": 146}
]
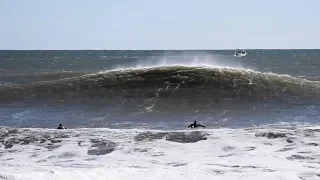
[
  {"left": 188, "top": 121, "right": 206, "bottom": 128},
  {"left": 57, "top": 124, "right": 66, "bottom": 129}
]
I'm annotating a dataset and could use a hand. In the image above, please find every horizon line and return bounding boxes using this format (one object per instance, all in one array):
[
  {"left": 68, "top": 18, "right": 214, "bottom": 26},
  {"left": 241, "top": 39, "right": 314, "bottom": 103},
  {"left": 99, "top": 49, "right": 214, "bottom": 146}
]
[{"left": 0, "top": 48, "right": 320, "bottom": 51}]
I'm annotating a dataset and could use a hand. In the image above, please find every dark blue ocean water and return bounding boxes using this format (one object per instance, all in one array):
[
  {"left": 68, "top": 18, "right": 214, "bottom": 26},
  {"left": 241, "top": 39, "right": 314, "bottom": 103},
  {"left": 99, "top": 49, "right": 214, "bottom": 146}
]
[{"left": 0, "top": 50, "right": 320, "bottom": 129}]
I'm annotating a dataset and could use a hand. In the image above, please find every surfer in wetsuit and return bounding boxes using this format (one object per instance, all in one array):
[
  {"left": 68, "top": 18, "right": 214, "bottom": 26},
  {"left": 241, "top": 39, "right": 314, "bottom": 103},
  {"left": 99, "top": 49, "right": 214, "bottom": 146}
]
[
  {"left": 57, "top": 124, "right": 66, "bottom": 129},
  {"left": 188, "top": 121, "right": 206, "bottom": 128}
]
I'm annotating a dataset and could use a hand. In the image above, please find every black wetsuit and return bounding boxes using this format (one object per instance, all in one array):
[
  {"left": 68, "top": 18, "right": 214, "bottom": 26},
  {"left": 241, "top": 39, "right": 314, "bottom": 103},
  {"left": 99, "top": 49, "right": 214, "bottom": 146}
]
[
  {"left": 57, "top": 124, "right": 65, "bottom": 129},
  {"left": 188, "top": 121, "right": 206, "bottom": 128}
]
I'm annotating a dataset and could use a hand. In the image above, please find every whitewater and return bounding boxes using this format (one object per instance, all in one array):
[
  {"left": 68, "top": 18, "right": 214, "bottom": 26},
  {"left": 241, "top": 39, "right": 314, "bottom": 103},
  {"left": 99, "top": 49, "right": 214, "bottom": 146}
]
[
  {"left": 1, "top": 50, "right": 320, "bottom": 179},
  {"left": 1, "top": 127, "right": 320, "bottom": 180}
]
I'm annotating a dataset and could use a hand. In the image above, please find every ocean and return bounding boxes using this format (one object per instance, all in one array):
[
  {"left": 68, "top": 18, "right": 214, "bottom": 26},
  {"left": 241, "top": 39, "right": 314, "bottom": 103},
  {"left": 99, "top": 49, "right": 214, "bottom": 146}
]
[{"left": 0, "top": 50, "right": 320, "bottom": 179}]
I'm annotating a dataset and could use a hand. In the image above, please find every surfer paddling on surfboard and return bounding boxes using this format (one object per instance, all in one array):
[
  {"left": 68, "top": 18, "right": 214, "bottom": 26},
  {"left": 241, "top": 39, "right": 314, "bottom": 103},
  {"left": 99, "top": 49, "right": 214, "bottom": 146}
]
[{"left": 188, "top": 121, "right": 206, "bottom": 128}]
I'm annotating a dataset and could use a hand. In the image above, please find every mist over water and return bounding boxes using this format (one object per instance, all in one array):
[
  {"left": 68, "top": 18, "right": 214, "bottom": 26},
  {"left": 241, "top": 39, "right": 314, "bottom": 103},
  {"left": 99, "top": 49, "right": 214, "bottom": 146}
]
[{"left": 108, "top": 52, "right": 247, "bottom": 72}]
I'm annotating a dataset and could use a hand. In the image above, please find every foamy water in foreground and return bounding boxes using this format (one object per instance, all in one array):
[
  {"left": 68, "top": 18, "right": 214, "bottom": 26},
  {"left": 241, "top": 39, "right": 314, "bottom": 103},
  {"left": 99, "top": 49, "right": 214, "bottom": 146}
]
[{"left": 1, "top": 126, "right": 320, "bottom": 180}]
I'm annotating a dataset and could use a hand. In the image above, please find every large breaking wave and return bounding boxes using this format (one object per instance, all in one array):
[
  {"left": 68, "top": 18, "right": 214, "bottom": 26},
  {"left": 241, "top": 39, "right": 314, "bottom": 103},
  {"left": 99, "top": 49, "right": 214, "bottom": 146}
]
[{"left": 1, "top": 66, "right": 320, "bottom": 107}]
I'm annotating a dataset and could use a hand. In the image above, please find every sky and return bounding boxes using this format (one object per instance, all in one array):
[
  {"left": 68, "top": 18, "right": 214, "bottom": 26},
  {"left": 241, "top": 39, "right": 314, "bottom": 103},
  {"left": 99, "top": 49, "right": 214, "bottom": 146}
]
[{"left": 0, "top": 0, "right": 319, "bottom": 50}]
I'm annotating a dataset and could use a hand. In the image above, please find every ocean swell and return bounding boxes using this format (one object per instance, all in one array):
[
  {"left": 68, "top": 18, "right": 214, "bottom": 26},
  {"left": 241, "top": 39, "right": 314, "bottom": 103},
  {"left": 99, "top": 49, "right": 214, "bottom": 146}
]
[{"left": 0, "top": 66, "right": 319, "bottom": 105}]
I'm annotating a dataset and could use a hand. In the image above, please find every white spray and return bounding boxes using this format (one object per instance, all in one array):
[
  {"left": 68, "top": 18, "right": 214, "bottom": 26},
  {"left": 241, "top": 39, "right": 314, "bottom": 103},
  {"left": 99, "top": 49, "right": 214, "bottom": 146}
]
[{"left": 102, "top": 52, "right": 248, "bottom": 73}]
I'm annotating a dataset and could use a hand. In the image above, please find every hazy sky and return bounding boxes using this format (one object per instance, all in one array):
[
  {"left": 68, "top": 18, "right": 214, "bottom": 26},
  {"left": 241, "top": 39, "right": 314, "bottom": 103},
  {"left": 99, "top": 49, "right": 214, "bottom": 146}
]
[{"left": 1, "top": 0, "right": 319, "bottom": 50}]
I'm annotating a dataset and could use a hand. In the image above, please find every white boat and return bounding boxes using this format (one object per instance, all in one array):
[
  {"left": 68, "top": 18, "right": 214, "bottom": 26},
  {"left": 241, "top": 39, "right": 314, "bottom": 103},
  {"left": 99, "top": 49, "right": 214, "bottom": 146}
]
[{"left": 234, "top": 49, "right": 247, "bottom": 57}]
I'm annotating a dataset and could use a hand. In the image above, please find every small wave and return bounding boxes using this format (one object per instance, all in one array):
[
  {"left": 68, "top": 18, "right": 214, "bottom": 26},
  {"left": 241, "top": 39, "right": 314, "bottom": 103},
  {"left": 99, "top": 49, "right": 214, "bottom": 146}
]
[
  {"left": 0, "top": 80, "right": 15, "bottom": 87},
  {"left": 0, "top": 71, "right": 88, "bottom": 85}
]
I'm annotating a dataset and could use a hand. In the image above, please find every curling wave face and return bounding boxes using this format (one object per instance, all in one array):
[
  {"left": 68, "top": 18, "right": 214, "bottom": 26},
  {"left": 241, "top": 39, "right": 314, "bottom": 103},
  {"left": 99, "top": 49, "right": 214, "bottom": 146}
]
[{"left": 1, "top": 66, "right": 320, "bottom": 104}]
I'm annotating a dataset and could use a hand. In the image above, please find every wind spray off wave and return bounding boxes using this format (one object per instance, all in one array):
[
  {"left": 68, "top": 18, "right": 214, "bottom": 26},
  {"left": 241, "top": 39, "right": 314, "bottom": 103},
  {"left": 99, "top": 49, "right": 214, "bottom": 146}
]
[{"left": 108, "top": 53, "right": 246, "bottom": 71}]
